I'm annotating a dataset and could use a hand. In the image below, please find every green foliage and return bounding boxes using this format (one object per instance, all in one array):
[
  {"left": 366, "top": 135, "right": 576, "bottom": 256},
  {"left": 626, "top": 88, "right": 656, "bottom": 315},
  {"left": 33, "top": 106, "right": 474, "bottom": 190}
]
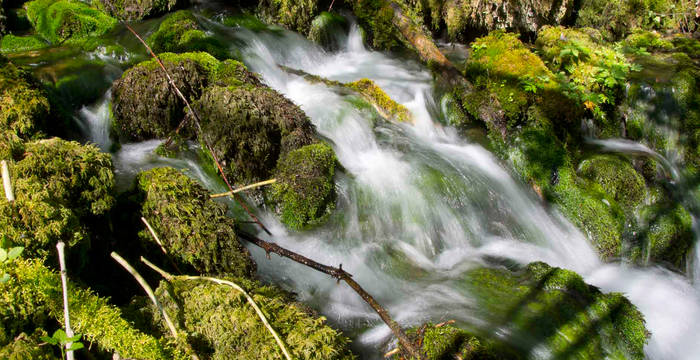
[
  {"left": 346, "top": 78, "right": 412, "bottom": 123},
  {"left": 269, "top": 143, "right": 337, "bottom": 230},
  {"left": 466, "top": 262, "right": 648, "bottom": 359},
  {"left": 25, "top": 0, "right": 117, "bottom": 44},
  {"left": 405, "top": 323, "right": 520, "bottom": 360},
  {"left": 257, "top": 0, "right": 320, "bottom": 35},
  {"left": 308, "top": 12, "right": 349, "bottom": 50},
  {"left": 154, "top": 276, "right": 355, "bottom": 359},
  {"left": 0, "top": 57, "right": 50, "bottom": 138},
  {"left": 147, "top": 10, "right": 229, "bottom": 60},
  {"left": 93, "top": 0, "right": 179, "bottom": 21},
  {"left": 0, "top": 329, "right": 58, "bottom": 360},
  {"left": 622, "top": 30, "right": 673, "bottom": 53},
  {"left": 0, "top": 34, "right": 48, "bottom": 53},
  {"left": 641, "top": 203, "right": 694, "bottom": 268},
  {"left": 0, "top": 245, "right": 24, "bottom": 284},
  {"left": 40, "top": 329, "right": 84, "bottom": 358},
  {"left": 134, "top": 167, "right": 256, "bottom": 277},
  {"left": 351, "top": 0, "right": 401, "bottom": 49},
  {"left": 0, "top": 139, "right": 114, "bottom": 260},
  {"left": 578, "top": 155, "right": 647, "bottom": 211},
  {"left": 0, "top": 258, "right": 186, "bottom": 359}
]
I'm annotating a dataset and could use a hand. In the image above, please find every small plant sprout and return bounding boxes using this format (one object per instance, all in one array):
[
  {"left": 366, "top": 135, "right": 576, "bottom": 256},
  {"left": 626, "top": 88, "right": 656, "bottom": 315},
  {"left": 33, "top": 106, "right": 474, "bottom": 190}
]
[
  {"left": 0, "top": 243, "right": 23, "bottom": 283},
  {"left": 40, "top": 329, "right": 84, "bottom": 360}
]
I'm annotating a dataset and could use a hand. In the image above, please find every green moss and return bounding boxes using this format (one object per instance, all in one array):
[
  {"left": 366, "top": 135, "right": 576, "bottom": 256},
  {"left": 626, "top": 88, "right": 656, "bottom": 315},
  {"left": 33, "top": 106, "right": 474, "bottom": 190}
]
[
  {"left": 0, "top": 130, "right": 25, "bottom": 160},
  {"left": 0, "top": 34, "right": 48, "bottom": 53},
  {"left": 622, "top": 30, "right": 673, "bottom": 52},
  {"left": 268, "top": 142, "right": 336, "bottom": 230},
  {"left": 147, "top": 10, "right": 229, "bottom": 60},
  {"left": 94, "top": 0, "right": 178, "bottom": 21},
  {"left": 308, "top": 12, "right": 348, "bottom": 50},
  {"left": 221, "top": 14, "right": 278, "bottom": 32},
  {"left": 134, "top": 167, "right": 256, "bottom": 278},
  {"left": 672, "top": 36, "right": 700, "bottom": 58},
  {"left": 0, "top": 138, "right": 114, "bottom": 260},
  {"left": 578, "top": 155, "right": 647, "bottom": 211},
  {"left": 346, "top": 78, "right": 412, "bottom": 123},
  {"left": 0, "top": 329, "right": 58, "bottom": 359},
  {"left": 111, "top": 52, "right": 217, "bottom": 140},
  {"left": 25, "top": 0, "right": 117, "bottom": 44},
  {"left": 0, "top": 57, "right": 50, "bottom": 138},
  {"left": 575, "top": 0, "right": 685, "bottom": 40},
  {"left": 406, "top": 323, "right": 520, "bottom": 360},
  {"left": 257, "top": 0, "right": 320, "bottom": 35},
  {"left": 211, "top": 59, "right": 263, "bottom": 87},
  {"left": 154, "top": 276, "right": 354, "bottom": 359},
  {"left": 351, "top": 0, "right": 401, "bottom": 50},
  {"left": 0, "top": 258, "right": 185, "bottom": 359},
  {"left": 642, "top": 204, "right": 694, "bottom": 268},
  {"left": 465, "top": 262, "right": 648, "bottom": 360}
]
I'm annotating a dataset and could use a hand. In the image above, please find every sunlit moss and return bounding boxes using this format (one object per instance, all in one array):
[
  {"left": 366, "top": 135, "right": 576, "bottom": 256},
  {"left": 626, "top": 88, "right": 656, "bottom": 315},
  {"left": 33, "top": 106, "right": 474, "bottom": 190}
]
[
  {"left": 25, "top": 0, "right": 117, "bottom": 44},
  {"left": 578, "top": 155, "right": 647, "bottom": 212},
  {"left": 0, "top": 34, "right": 48, "bottom": 53},
  {"left": 147, "top": 10, "right": 228, "bottom": 60},
  {"left": 0, "top": 329, "right": 58, "bottom": 360},
  {"left": 0, "top": 56, "right": 50, "bottom": 138},
  {"left": 346, "top": 78, "right": 412, "bottom": 123},
  {"left": 350, "top": 0, "right": 401, "bottom": 49},
  {"left": 257, "top": 0, "right": 320, "bottom": 35}
]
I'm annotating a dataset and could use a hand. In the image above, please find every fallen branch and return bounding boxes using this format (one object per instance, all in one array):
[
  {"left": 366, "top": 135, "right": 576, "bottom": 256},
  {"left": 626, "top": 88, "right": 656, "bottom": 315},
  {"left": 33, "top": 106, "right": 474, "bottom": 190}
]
[
  {"left": 141, "top": 217, "right": 182, "bottom": 273},
  {"left": 210, "top": 179, "right": 277, "bottom": 198},
  {"left": 141, "top": 257, "right": 293, "bottom": 360},
  {"left": 1, "top": 160, "right": 14, "bottom": 202},
  {"left": 56, "top": 241, "right": 75, "bottom": 360},
  {"left": 237, "top": 231, "right": 423, "bottom": 359}
]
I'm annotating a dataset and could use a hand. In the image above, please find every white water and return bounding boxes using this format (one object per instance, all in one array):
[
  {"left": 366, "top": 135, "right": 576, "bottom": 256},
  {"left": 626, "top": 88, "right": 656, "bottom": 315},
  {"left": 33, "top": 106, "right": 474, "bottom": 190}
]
[{"left": 76, "top": 19, "right": 700, "bottom": 359}]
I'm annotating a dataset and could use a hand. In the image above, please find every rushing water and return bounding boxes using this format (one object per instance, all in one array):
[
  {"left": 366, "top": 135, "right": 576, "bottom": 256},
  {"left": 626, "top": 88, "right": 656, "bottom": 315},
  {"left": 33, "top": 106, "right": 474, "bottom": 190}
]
[{"left": 71, "top": 12, "right": 700, "bottom": 360}]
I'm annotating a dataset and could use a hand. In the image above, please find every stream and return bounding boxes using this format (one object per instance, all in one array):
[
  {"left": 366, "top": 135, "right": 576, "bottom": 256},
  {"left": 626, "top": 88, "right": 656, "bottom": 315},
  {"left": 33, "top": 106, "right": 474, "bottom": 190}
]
[{"left": 62, "top": 8, "right": 700, "bottom": 360}]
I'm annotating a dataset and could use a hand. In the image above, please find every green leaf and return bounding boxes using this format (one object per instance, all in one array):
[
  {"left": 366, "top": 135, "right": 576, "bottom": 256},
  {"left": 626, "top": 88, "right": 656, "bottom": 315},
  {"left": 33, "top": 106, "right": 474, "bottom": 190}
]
[
  {"left": 7, "top": 247, "right": 23, "bottom": 261},
  {"left": 0, "top": 273, "right": 9, "bottom": 283},
  {"left": 53, "top": 329, "right": 67, "bottom": 343},
  {"left": 40, "top": 335, "right": 58, "bottom": 345},
  {"left": 67, "top": 334, "right": 82, "bottom": 342},
  {"left": 68, "top": 342, "right": 84, "bottom": 351},
  {"left": 0, "top": 248, "right": 7, "bottom": 263}
]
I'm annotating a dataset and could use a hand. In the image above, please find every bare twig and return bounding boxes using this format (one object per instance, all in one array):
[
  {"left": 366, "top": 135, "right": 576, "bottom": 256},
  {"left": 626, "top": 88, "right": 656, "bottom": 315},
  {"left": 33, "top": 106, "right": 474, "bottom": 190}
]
[
  {"left": 210, "top": 179, "right": 277, "bottom": 198},
  {"left": 141, "top": 217, "right": 182, "bottom": 273},
  {"left": 237, "top": 231, "right": 423, "bottom": 359},
  {"left": 1, "top": 160, "right": 14, "bottom": 202},
  {"left": 383, "top": 348, "right": 399, "bottom": 358},
  {"left": 140, "top": 257, "right": 293, "bottom": 360},
  {"left": 56, "top": 241, "right": 75, "bottom": 360}
]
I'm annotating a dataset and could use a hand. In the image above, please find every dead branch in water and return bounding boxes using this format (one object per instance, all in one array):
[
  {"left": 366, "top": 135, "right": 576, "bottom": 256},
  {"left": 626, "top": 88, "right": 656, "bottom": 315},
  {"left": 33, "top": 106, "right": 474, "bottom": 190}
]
[
  {"left": 117, "top": 19, "right": 271, "bottom": 235},
  {"left": 237, "top": 231, "right": 423, "bottom": 359},
  {"left": 210, "top": 179, "right": 277, "bottom": 198}
]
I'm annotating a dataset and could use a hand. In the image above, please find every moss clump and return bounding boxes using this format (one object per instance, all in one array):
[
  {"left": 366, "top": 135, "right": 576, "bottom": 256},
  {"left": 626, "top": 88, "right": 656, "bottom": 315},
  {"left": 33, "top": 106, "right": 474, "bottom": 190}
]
[
  {"left": 350, "top": 0, "right": 401, "bottom": 50},
  {"left": 0, "top": 138, "right": 114, "bottom": 260},
  {"left": 578, "top": 155, "right": 647, "bottom": 211},
  {"left": 95, "top": 0, "right": 180, "bottom": 21},
  {"left": 0, "top": 34, "right": 47, "bottom": 53},
  {"left": 642, "top": 204, "right": 694, "bottom": 268},
  {"left": 268, "top": 143, "right": 336, "bottom": 230},
  {"left": 194, "top": 81, "right": 315, "bottom": 185},
  {"left": 0, "top": 258, "right": 185, "bottom": 359},
  {"left": 0, "top": 57, "right": 50, "bottom": 138},
  {"left": 111, "top": 52, "right": 217, "bottom": 141},
  {"left": 25, "top": 0, "right": 117, "bottom": 44},
  {"left": 134, "top": 167, "right": 256, "bottom": 278},
  {"left": 256, "top": 0, "right": 320, "bottom": 35},
  {"left": 405, "top": 323, "right": 520, "bottom": 360},
  {"left": 308, "top": 12, "right": 348, "bottom": 50},
  {"left": 154, "top": 276, "right": 354, "bottom": 359},
  {"left": 346, "top": 78, "right": 412, "bottom": 123},
  {"left": 147, "top": 10, "right": 228, "bottom": 60},
  {"left": 466, "top": 262, "right": 648, "bottom": 360},
  {"left": 0, "top": 329, "right": 58, "bottom": 360},
  {"left": 672, "top": 36, "right": 700, "bottom": 58},
  {"left": 622, "top": 30, "right": 673, "bottom": 52}
]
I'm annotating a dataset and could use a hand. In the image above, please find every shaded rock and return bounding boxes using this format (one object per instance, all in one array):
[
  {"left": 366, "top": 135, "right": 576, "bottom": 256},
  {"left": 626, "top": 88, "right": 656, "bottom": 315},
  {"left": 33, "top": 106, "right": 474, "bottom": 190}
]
[
  {"left": 640, "top": 203, "right": 694, "bottom": 269},
  {"left": 97, "top": 0, "right": 184, "bottom": 21},
  {"left": 578, "top": 154, "right": 647, "bottom": 212},
  {"left": 133, "top": 167, "right": 256, "bottom": 278},
  {"left": 308, "top": 11, "right": 349, "bottom": 50},
  {"left": 257, "top": 0, "right": 320, "bottom": 35},
  {"left": 147, "top": 10, "right": 228, "bottom": 59},
  {"left": 24, "top": 0, "right": 117, "bottom": 44},
  {"left": 405, "top": 323, "right": 521, "bottom": 360}
]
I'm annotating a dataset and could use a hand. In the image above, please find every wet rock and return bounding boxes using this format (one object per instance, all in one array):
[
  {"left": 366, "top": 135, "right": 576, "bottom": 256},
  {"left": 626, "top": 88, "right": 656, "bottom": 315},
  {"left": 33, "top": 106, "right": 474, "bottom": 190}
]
[
  {"left": 406, "top": 323, "right": 521, "bottom": 360},
  {"left": 133, "top": 167, "right": 256, "bottom": 278},
  {"left": 578, "top": 154, "right": 647, "bottom": 212},
  {"left": 640, "top": 203, "right": 694, "bottom": 269},
  {"left": 147, "top": 10, "right": 228, "bottom": 59},
  {"left": 24, "top": 0, "right": 117, "bottom": 44},
  {"left": 97, "top": 0, "right": 184, "bottom": 21},
  {"left": 308, "top": 11, "right": 349, "bottom": 50},
  {"left": 257, "top": 0, "right": 320, "bottom": 35},
  {"left": 111, "top": 52, "right": 217, "bottom": 141}
]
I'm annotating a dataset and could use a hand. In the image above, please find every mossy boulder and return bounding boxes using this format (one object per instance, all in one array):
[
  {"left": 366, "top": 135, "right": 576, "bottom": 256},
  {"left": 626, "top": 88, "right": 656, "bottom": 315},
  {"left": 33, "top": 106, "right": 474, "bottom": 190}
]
[
  {"left": 111, "top": 52, "right": 217, "bottom": 141},
  {"left": 194, "top": 74, "right": 315, "bottom": 185},
  {"left": 622, "top": 30, "right": 674, "bottom": 53},
  {"left": 133, "top": 167, "right": 256, "bottom": 278},
  {"left": 147, "top": 10, "right": 228, "bottom": 60},
  {"left": 641, "top": 203, "right": 694, "bottom": 268},
  {"left": 96, "top": 0, "right": 183, "bottom": 21},
  {"left": 154, "top": 276, "right": 354, "bottom": 359},
  {"left": 464, "top": 261, "right": 648, "bottom": 359},
  {"left": 268, "top": 142, "right": 336, "bottom": 230},
  {"left": 405, "top": 323, "right": 521, "bottom": 360},
  {"left": 0, "top": 138, "right": 114, "bottom": 260},
  {"left": 24, "top": 0, "right": 117, "bottom": 44},
  {"left": 578, "top": 155, "right": 647, "bottom": 211},
  {"left": 0, "top": 56, "right": 50, "bottom": 138},
  {"left": 308, "top": 11, "right": 349, "bottom": 50},
  {"left": 349, "top": 0, "right": 402, "bottom": 50},
  {"left": 256, "top": 0, "right": 320, "bottom": 35},
  {"left": 346, "top": 78, "right": 412, "bottom": 123},
  {"left": 0, "top": 257, "right": 185, "bottom": 359},
  {"left": 0, "top": 34, "right": 48, "bottom": 53}
]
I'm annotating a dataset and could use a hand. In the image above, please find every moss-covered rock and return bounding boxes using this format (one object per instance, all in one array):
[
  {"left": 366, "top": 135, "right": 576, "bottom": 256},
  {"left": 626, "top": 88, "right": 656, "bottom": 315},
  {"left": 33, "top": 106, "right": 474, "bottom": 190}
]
[
  {"left": 257, "top": 0, "right": 320, "bottom": 35},
  {"left": 0, "top": 329, "right": 58, "bottom": 360},
  {"left": 641, "top": 203, "right": 694, "bottom": 268},
  {"left": 147, "top": 10, "right": 228, "bottom": 59},
  {"left": 0, "top": 34, "right": 48, "bottom": 53},
  {"left": 0, "top": 138, "right": 114, "bottom": 260},
  {"left": 308, "top": 11, "right": 349, "bottom": 50},
  {"left": 350, "top": 0, "right": 403, "bottom": 50},
  {"left": 0, "top": 257, "right": 185, "bottom": 359},
  {"left": 346, "top": 78, "right": 412, "bottom": 123},
  {"left": 96, "top": 0, "right": 182, "bottom": 21},
  {"left": 154, "top": 276, "right": 354, "bottom": 359},
  {"left": 194, "top": 75, "right": 315, "bottom": 185},
  {"left": 134, "top": 167, "right": 256, "bottom": 278},
  {"left": 622, "top": 30, "right": 674, "bottom": 53},
  {"left": 268, "top": 142, "right": 336, "bottom": 230},
  {"left": 464, "top": 261, "right": 648, "bottom": 360},
  {"left": 0, "top": 56, "right": 50, "bottom": 138},
  {"left": 25, "top": 0, "right": 117, "bottom": 44},
  {"left": 404, "top": 323, "right": 521, "bottom": 360},
  {"left": 111, "top": 52, "right": 217, "bottom": 141},
  {"left": 578, "top": 155, "right": 647, "bottom": 211}
]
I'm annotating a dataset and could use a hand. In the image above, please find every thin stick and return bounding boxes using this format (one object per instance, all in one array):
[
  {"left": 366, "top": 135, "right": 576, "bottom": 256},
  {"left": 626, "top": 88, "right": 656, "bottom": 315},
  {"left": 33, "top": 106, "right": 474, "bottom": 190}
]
[
  {"left": 237, "top": 231, "right": 423, "bottom": 359},
  {"left": 140, "top": 257, "right": 293, "bottom": 360},
  {"left": 141, "top": 217, "right": 182, "bottom": 273},
  {"left": 210, "top": 179, "right": 277, "bottom": 198},
  {"left": 1, "top": 160, "right": 14, "bottom": 202},
  {"left": 110, "top": 252, "right": 179, "bottom": 339},
  {"left": 121, "top": 23, "right": 271, "bottom": 236},
  {"left": 56, "top": 241, "right": 75, "bottom": 360}
]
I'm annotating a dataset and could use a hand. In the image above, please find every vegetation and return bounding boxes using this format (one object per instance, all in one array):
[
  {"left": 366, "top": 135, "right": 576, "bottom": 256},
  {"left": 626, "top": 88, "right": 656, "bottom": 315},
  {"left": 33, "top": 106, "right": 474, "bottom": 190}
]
[
  {"left": 25, "top": 0, "right": 117, "bottom": 44},
  {"left": 256, "top": 0, "right": 320, "bottom": 35},
  {"left": 0, "top": 56, "right": 50, "bottom": 138},
  {"left": 94, "top": 0, "right": 180, "bottom": 21},
  {"left": 148, "top": 10, "right": 229, "bottom": 59}
]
